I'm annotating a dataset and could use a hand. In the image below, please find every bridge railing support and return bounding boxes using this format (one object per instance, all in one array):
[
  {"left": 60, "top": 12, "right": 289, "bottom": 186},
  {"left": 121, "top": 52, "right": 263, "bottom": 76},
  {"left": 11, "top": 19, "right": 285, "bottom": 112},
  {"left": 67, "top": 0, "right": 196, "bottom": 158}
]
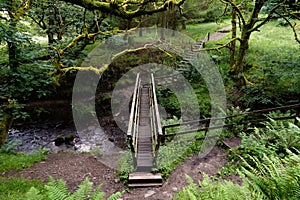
[
  {"left": 149, "top": 74, "right": 164, "bottom": 165},
  {"left": 127, "top": 73, "right": 141, "bottom": 168}
]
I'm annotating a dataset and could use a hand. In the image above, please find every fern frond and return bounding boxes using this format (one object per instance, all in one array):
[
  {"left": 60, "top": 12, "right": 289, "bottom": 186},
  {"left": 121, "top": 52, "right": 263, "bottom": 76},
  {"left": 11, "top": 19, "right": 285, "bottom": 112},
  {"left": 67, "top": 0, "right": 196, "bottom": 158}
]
[
  {"left": 45, "top": 176, "right": 70, "bottom": 200},
  {"left": 107, "top": 191, "right": 124, "bottom": 200},
  {"left": 68, "top": 177, "right": 93, "bottom": 200},
  {"left": 91, "top": 184, "right": 105, "bottom": 200},
  {"left": 25, "top": 186, "right": 44, "bottom": 200}
]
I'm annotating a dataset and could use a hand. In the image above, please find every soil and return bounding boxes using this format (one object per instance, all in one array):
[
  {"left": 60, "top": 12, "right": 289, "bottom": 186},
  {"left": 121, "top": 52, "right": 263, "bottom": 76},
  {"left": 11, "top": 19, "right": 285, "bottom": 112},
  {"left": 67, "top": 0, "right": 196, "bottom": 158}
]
[{"left": 3, "top": 138, "right": 242, "bottom": 199}]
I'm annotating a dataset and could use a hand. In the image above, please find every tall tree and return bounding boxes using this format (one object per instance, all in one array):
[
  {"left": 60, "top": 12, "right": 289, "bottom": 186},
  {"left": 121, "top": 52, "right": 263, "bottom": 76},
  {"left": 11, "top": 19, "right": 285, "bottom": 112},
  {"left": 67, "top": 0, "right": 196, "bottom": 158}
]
[
  {"left": 210, "top": 0, "right": 300, "bottom": 86},
  {"left": 0, "top": 0, "right": 33, "bottom": 69}
]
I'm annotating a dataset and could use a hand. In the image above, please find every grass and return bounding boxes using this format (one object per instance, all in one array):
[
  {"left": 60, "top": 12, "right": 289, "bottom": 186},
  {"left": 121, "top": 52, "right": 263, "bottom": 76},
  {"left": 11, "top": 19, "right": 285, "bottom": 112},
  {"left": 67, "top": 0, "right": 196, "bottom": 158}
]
[
  {"left": 0, "top": 147, "right": 48, "bottom": 199},
  {"left": 203, "top": 19, "right": 300, "bottom": 103},
  {"left": 0, "top": 177, "right": 44, "bottom": 200},
  {"left": 0, "top": 150, "right": 47, "bottom": 172},
  {"left": 181, "top": 18, "right": 231, "bottom": 41}
]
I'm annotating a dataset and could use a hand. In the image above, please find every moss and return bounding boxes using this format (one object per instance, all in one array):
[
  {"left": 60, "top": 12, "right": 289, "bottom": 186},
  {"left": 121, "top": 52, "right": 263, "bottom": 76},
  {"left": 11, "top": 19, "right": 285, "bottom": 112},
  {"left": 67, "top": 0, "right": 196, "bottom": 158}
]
[
  {"left": 54, "top": 135, "right": 64, "bottom": 146},
  {"left": 0, "top": 113, "right": 14, "bottom": 147},
  {"left": 64, "top": 133, "right": 74, "bottom": 145}
]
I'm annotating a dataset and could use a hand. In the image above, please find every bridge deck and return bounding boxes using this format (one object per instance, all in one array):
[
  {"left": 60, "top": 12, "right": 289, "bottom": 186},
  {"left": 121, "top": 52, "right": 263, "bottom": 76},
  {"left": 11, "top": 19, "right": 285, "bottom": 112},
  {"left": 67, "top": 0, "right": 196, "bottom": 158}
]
[{"left": 136, "top": 86, "right": 153, "bottom": 171}]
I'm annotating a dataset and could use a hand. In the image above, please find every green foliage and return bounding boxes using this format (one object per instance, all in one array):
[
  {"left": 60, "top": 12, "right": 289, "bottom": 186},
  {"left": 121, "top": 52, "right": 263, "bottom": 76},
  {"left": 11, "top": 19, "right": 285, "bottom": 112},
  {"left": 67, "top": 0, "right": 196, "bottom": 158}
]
[
  {"left": 0, "top": 147, "right": 47, "bottom": 172},
  {"left": 155, "top": 132, "right": 204, "bottom": 178},
  {"left": 222, "top": 106, "right": 251, "bottom": 138},
  {"left": 182, "top": 19, "right": 231, "bottom": 40},
  {"left": 117, "top": 150, "right": 134, "bottom": 183},
  {"left": 239, "top": 150, "right": 300, "bottom": 200},
  {"left": 174, "top": 174, "right": 253, "bottom": 200},
  {"left": 183, "top": 0, "right": 226, "bottom": 24},
  {"left": 25, "top": 176, "right": 107, "bottom": 200},
  {"left": 238, "top": 86, "right": 276, "bottom": 108},
  {"left": 176, "top": 151, "right": 300, "bottom": 200},
  {"left": 0, "top": 65, "right": 56, "bottom": 102},
  {"left": 0, "top": 177, "right": 44, "bottom": 200},
  {"left": 228, "top": 114, "right": 300, "bottom": 169}
]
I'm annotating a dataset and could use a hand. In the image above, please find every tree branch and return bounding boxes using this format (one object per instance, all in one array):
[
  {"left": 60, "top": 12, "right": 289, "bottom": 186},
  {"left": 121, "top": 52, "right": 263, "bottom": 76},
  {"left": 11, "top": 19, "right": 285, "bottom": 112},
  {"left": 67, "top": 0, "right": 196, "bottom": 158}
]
[
  {"left": 219, "top": 0, "right": 246, "bottom": 26},
  {"left": 193, "top": 38, "right": 242, "bottom": 53},
  {"left": 61, "top": 0, "right": 185, "bottom": 19},
  {"left": 60, "top": 65, "right": 109, "bottom": 74},
  {"left": 275, "top": 11, "right": 300, "bottom": 44},
  {"left": 249, "top": 0, "right": 286, "bottom": 33}
]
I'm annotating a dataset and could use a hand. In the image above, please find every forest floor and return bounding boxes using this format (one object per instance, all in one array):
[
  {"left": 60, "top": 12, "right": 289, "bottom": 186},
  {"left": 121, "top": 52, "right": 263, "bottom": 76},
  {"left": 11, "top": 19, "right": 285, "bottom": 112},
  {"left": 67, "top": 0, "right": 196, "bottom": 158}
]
[{"left": 3, "top": 25, "right": 236, "bottom": 199}]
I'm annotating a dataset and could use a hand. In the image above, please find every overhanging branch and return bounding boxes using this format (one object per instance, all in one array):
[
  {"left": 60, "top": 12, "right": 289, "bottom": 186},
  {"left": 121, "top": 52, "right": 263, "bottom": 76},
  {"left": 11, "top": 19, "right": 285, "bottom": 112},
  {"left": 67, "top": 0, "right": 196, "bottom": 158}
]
[
  {"left": 219, "top": 0, "right": 246, "bottom": 26},
  {"left": 275, "top": 11, "right": 300, "bottom": 44},
  {"left": 193, "top": 38, "right": 242, "bottom": 53},
  {"left": 249, "top": 0, "right": 286, "bottom": 33},
  {"left": 61, "top": 0, "right": 185, "bottom": 19}
]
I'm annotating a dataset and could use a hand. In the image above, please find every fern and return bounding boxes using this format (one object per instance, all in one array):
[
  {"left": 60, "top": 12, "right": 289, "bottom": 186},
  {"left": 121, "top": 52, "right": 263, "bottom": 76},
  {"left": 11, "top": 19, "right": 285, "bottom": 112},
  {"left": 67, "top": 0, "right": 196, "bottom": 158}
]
[
  {"left": 45, "top": 177, "right": 70, "bottom": 200},
  {"left": 240, "top": 152, "right": 300, "bottom": 199},
  {"left": 25, "top": 186, "right": 43, "bottom": 200},
  {"left": 174, "top": 174, "right": 254, "bottom": 200},
  {"left": 68, "top": 177, "right": 93, "bottom": 200},
  {"left": 107, "top": 191, "right": 124, "bottom": 200},
  {"left": 25, "top": 176, "right": 110, "bottom": 200}
]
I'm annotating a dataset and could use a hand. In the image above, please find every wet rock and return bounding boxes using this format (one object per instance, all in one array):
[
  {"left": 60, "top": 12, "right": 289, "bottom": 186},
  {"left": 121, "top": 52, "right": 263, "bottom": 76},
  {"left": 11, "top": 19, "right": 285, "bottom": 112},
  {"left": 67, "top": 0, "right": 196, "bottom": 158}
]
[
  {"left": 54, "top": 135, "right": 64, "bottom": 146},
  {"left": 65, "top": 133, "right": 74, "bottom": 145}
]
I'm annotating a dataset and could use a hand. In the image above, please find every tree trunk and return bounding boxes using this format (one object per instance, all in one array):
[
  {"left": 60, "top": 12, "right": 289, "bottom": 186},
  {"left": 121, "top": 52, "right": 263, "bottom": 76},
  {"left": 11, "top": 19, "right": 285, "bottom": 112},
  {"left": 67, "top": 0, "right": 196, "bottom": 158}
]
[
  {"left": 0, "top": 108, "right": 14, "bottom": 147},
  {"left": 7, "top": 19, "right": 20, "bottom": 69},
  {"left": 230, "top": 9, "right": 237, "bottom": 68},
  {"left": 230, "top": 1, "right": 265, "bottom": 87},
  {"left": 160, "top": 11, "right": 167, "bottom": 41}
]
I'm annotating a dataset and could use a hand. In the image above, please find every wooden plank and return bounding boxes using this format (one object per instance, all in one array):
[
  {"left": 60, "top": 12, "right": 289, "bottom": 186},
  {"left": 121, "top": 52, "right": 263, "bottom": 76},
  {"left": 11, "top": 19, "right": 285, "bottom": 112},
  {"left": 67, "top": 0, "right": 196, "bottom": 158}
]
[{"left": 129, "top": 172, "right": 162, "bottom": 180}]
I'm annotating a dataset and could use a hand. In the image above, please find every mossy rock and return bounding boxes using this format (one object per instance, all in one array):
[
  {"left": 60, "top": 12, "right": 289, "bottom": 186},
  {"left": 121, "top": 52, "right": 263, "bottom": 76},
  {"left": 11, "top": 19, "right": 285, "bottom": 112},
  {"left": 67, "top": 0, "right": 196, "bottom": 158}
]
[
  {"left": 64, "top": 133, "right": 74, "bottom": 145},
  {"left": 54, "top": 135, "right": 64, "bottom": 146}
]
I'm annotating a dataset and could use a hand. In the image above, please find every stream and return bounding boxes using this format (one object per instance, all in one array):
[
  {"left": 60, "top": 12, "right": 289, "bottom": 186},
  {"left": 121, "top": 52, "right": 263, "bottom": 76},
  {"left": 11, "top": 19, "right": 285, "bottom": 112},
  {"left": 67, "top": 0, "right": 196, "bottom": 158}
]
[{"left": 6, "top": 120, "right": 126, "bottom": 154}]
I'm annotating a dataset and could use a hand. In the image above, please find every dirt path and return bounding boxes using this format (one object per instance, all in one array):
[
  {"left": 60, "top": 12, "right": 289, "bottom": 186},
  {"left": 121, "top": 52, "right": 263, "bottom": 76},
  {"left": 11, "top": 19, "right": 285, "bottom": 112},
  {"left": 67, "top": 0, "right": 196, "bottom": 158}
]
[{"left": 208, "top": 25, "right": 232, "bottom": 41}]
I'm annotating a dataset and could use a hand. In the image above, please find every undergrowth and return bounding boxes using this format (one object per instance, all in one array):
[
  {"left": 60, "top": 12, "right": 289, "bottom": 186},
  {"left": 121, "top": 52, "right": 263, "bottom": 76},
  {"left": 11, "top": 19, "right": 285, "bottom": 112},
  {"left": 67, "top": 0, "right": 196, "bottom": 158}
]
[{"left": 0, "top": 143, "right": 48, "bottom": 172}]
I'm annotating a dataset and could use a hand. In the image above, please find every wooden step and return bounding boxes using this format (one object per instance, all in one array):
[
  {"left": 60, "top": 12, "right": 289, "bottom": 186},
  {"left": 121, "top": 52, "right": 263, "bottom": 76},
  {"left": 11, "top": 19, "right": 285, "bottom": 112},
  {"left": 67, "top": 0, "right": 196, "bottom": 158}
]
[{"left": 128, "top": 172, "right": 162, "bottom": 187}]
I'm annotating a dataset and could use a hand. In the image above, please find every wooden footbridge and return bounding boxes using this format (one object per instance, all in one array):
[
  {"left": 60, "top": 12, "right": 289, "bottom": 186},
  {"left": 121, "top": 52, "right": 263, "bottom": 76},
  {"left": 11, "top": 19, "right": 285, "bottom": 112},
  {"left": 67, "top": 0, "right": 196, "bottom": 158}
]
[
  {"left": 126, "top": 73, "right": 300, "bottom": 187},
  {"left": 126, "top": 73, "right": 164, "bottom": 187}
]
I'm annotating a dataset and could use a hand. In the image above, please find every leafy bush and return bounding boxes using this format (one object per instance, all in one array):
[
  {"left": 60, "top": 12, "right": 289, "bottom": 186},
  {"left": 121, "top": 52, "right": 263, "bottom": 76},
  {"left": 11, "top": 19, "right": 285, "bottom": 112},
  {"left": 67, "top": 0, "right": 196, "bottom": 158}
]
[
  {"left": 228, "top": 115, "right": 300, "bottom": 169},
  {"left": 117, "top": 150, "right": 134, "bottom": 183},
  {"left": 0, "top": 65, "right": 56, "bottom": 102}
]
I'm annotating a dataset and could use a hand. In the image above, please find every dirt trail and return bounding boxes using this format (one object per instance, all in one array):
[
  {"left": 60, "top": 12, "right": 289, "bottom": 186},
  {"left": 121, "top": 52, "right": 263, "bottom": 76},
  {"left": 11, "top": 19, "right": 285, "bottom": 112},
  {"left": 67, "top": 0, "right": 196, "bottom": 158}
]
[{"left": 208, "top": 25, "right": 232, "bottom": 41}]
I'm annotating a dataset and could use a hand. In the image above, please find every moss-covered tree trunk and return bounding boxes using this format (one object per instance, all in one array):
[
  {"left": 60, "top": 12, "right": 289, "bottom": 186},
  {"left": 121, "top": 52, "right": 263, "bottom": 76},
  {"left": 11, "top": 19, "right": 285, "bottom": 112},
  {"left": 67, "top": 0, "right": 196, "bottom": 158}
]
[
  {"left": 229, "top": 8, "right": 237, "bottom": 68},
  {"left": 0, "top": 111, "right": 14, "bottom": 147},
  {"left": 229, "top": 0, "right": 265, "bottom": 87}
]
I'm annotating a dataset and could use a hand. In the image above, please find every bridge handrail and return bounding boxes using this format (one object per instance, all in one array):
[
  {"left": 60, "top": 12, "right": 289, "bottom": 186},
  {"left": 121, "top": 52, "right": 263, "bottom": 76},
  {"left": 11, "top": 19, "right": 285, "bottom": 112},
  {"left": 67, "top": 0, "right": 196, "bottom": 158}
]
[
  {"left": 151, "top": 74, "right": 163, "bottom": 137},
  {"left": 150, "top": 74, "right": 164, "bottom": 158},
  {"left": 163, "top": 103, "right": 300, "bottom": 130},
  {"left": 163, "top": 103, "right": 300, "bottom": 136},
  {"left": 127, "top": 73, "right": 141, "bottom": 158}
]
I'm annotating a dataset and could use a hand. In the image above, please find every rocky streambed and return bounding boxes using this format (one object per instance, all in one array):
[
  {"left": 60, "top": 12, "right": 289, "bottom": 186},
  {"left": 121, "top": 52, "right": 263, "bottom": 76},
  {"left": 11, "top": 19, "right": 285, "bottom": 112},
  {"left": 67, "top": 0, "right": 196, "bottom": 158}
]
[{"left": 6, "top": 119, "right": 126, "bottom": 154}]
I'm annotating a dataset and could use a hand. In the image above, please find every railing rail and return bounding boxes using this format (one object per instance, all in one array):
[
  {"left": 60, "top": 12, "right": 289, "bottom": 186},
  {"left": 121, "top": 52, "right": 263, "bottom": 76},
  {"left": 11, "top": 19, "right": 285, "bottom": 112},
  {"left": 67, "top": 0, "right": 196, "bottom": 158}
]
[
  {"left": 150, "top": 74, "right": 164, "bottom": 162},
  {"left": 127, "top": 73, "right": 141, "bottom": 165},
  {"left": 162, "top": 103, "right": 300, "bottom": 137}
]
